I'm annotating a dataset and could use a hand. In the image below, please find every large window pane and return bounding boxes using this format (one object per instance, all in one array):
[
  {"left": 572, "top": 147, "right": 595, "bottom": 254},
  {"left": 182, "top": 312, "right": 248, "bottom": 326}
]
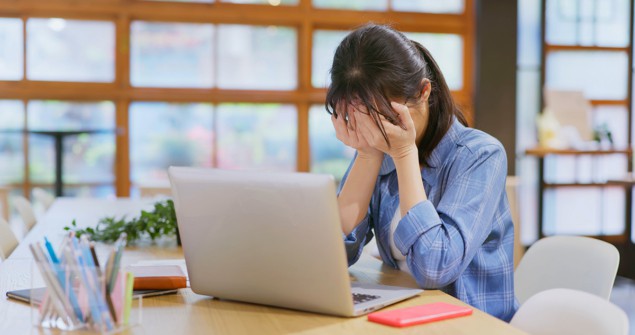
[
  {"left": 130, "top": 102, "right": 214, "bottom": 183},
  {"left": 392, "top": 0, "right": 464, "bottom": 13},
  {"left": 27, "top": 19, "right": 115, "bottom": 82},
  {"left": 221, "top": 0, "right": 298, "bottom": 5},
  {"left": 405, "top": 33, "right": 463, "bottom": 90},
  {"left": 313, "top": 0, "right": 387, "bottom": 11},
  {"left": 312, "top": 30, "right": 349, "bottom": 88},
  {"left": 545, "top": 51, "right": 628, "bottom": 100},
  {"left": 131, "top": 22, "right": 214, "bottom": 88},
  {"left": 544, "top": 187, "right": 625, "bottom": 236},
  {"left": 216, "top": 104, "right": 296, "bottom": 170},
  {"left": 217, "top": 25, "right": 296, "bottom": 90},
  {"left": 546, "top": 0, "right": 630, "bottom": 47},
  {"left": 0, "top": 100, "right": 25, "bottom": 184},
  {"left": 0, "top": 18, "right": 23, "bottom": 80},
  {"left": 27, "top": 101, "right": 116, "bottom": 184},
  {"left": 309, "top": 105, "right": 354, "bottom": 180}
]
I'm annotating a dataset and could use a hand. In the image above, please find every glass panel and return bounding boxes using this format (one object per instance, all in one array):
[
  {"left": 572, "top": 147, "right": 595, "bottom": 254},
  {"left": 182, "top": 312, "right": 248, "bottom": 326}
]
[
  {"left": 217, "top": 25, "right": 297, "bottom": 90},
  {"left": 130, "top": 102, "right": 214, "bottom": 183},
  {"left": 595, "top": 0, "right": 631, "bottom": 47},
  {"left": 0, "top": 100, "right": 25, "bottom": 184},
  {"left": 27, "top": 101, "right": 116, "bottom": 184},
  {"left": 63, "top": 185, "right": 116, "bottom": 198},
  {"left": 546, "top": 0, "right": 630, "bottom": 47},
  {"left": 544, "top": 187, "right": 625, "bottom": 236},
  {"left": 312, "top": 30, "right": 349, "bottom": 88},
  {"left": 312, "top": 0, "right": 387, "bottom": 11},
  {"left": 392, "top": 0, "right": 464, "bottom": 13},
  {"left": 0, "top": 18, "right": 23, "bottom": 80},
  {"left": 518, "top": 0, "right": 542, "bottom": 67},
  {"left": 545, "top": 0, "right": 577, "bottom": 45},
  {"left": 545, "top": 51, "right": 628, "bottom": 100},
  {"left": 545, "top": 153, "right": 627, "bottom": 184},
  {"left": 221, "top": 0, "right": 298, "bottom": 5},
  {"left": 309, "top": 105, "right": 354, "bottom": 181},
  {"left": 27, "top": 19, "right": 115, "bottom": 82},
  {"left": 131, "top": 21, "right": 214, "bottom": 88},
  {"left": 216, "top": 104, "right": 296, "bottom": 170},
  {"left": 405, "top": 33, "right": 463, "bottom": 90}
]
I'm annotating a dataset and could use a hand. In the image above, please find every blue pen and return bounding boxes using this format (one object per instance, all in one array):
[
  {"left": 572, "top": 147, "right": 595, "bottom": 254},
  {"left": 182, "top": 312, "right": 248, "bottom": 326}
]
[
  {"left": 44, "top": 236, "right": 84, "bottom": 322},
  {"left": 79, "top": 236, "right": 115, "bottom": 330},
  {"left": 44, "top": 238, "right": 59, "bottom": 264}
]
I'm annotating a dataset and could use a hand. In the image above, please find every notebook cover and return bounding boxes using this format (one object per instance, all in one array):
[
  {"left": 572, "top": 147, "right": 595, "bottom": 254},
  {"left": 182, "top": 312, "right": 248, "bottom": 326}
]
[
  {"left": 129, "top": 265, "right": 187, "bottom": 290},
  {"left": 367, "top": 302, "right": 473, "bottom": 327}
]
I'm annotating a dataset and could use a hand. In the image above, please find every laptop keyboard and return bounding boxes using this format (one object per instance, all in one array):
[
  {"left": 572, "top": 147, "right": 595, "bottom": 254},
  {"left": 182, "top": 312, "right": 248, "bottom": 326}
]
[{"left": 352, "top": 293, "right": 381, "bottom": 304}]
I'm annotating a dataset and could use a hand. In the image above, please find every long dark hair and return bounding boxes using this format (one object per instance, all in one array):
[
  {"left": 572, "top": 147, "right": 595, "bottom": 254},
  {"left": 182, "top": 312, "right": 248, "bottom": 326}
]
[{"left": 325, "top": 23, "right": 467, "bottom": 166}]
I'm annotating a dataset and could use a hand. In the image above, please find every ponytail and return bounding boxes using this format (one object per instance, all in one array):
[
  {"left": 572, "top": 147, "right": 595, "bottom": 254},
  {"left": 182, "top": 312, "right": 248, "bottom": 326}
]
[{"left": 411, "top": 40, "right": 468, "bottom": 166}]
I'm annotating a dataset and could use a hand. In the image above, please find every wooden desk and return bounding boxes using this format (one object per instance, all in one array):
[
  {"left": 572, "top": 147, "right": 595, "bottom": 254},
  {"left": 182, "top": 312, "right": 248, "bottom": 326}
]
[{"left": 0, "top": 198, "right": 526, "bottom": 334}]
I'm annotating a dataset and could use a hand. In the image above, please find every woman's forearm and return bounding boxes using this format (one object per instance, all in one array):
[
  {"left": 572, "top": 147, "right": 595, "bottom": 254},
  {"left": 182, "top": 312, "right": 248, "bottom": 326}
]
[
  {"left": 393, "top": 146, "right": 427, "bottom": 217},
  {"left": 338, "top": 154, "right": 383, "bottom": 235}
]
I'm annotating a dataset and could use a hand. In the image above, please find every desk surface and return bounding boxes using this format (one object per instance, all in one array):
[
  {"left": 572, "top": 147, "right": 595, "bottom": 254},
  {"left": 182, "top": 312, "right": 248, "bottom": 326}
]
[{"left": 0, "top": 198, "right": 526, "bottom": 334}]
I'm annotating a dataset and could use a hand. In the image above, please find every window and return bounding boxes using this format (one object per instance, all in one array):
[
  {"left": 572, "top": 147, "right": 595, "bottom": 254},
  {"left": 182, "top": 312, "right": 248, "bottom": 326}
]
[{"left": 0, "top": 1, "right": 473, "bottom": 198}]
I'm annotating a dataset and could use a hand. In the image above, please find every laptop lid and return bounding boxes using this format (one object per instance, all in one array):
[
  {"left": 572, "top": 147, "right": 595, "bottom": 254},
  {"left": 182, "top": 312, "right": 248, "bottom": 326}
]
[{"left": 168, "top": 167, "right": 355, "bottom": 316}]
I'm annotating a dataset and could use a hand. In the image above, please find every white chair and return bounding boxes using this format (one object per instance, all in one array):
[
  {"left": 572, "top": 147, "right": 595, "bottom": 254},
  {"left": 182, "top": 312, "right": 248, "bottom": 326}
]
[
  {"left": 0, "top": 217, "right": 18, "bottom": 261},
  {"left": 510, "top": 288, "right": 629, "bottom": 335},
  {"left": 12, "top": 196, "right": 37, "bottom": 231},
  {"left": 32, "top": 187, "right": 56, "bottom": 211},
  {"left": 515, "top": 235, "right": 619, "bottom": 304}
]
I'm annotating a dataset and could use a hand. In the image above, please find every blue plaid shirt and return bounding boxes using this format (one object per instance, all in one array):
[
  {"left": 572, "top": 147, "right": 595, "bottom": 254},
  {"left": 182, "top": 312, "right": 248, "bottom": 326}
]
[{"left": 340, "top": 119, "right": 518, "bottom": 321}]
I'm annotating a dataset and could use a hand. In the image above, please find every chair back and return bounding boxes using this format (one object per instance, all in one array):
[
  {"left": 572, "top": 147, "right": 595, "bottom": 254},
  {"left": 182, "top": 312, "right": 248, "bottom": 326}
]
[
  {"left": 511, "top": 288, "right": 629, "bottom": 335},
  {"left": 0, "top": 218, "right": 18, "bottom": 261},
  {"left": 32, "top": 187, "right": 56, "bottom": 211},
  {"left": 12, "top": 196, "right": 37, "bottom": 230},
  {"left": 515, "top": 235, "right": 619, "bottom": 304}
]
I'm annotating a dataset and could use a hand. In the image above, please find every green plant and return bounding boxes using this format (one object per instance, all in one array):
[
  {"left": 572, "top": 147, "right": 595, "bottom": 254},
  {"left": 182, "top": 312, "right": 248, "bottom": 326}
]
[{"left": 64, "top": 199, "right": 178, "bottom": 244}]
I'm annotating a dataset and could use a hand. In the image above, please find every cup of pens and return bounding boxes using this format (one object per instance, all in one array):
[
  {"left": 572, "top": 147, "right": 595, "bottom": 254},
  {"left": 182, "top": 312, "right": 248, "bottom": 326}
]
[{"left": 29, "top": 233, "right": 140, "bottom": 333}]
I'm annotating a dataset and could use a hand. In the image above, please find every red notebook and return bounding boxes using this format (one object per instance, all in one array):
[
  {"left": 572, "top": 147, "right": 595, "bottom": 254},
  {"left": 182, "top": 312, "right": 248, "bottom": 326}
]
[
  {"left": 129, "top": 265, "right": 187, "bottom": 290},
  {"left": 368, "top": 302, "right": 472, "bottom": 327}
]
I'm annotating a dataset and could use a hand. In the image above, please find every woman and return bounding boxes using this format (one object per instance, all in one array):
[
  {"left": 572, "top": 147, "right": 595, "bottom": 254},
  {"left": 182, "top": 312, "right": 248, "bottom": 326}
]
[{"left": 327, "top": 24, "right": 517, "bottom": 321}]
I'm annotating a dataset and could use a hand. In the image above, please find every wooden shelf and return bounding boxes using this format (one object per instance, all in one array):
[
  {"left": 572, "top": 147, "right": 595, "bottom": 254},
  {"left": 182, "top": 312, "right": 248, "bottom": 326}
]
[
  {"left": 525, "top": 147, "right": 632, "bottom": 157},
  {"left": 543, "top": 182, "right": 627, "bottom": 188}
]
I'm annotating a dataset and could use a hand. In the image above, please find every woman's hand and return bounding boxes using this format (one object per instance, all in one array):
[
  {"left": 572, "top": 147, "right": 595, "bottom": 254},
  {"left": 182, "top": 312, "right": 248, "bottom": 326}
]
[
  {"left": 331, "top": 107, "right": 383, "bottom": 160},
  {"left": 355, "top": 102, "right": 418, "bottom": 160}
]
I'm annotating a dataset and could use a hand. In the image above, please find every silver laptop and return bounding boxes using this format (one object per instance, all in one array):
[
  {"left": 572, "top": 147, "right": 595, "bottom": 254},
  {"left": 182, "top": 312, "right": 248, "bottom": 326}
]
[{"left": 168, "top": 166, "right": 422, "bottom": 317}]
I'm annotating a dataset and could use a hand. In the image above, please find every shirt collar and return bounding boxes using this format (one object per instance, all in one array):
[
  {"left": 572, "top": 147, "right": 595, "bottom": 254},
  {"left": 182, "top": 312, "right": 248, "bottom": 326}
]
[{"left": 378, "top": 119, "right": 463, "bottom": 185}]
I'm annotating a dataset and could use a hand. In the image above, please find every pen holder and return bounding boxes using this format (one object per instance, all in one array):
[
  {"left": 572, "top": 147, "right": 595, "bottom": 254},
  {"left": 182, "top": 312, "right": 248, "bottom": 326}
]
[{"left": 30, "top": 261, "right": 142, "bottom": 334}]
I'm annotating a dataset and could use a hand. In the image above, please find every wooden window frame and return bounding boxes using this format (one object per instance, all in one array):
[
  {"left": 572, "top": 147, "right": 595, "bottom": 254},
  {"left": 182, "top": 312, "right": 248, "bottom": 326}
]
[{"left": 0, "top": 0, "right": 475, "bottom": 197}]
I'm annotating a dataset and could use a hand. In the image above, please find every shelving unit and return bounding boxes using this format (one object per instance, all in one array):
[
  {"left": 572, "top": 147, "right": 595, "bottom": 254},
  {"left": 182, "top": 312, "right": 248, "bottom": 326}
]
[{"left": 526, "top": 147, "right": 633, "bottom": 243}]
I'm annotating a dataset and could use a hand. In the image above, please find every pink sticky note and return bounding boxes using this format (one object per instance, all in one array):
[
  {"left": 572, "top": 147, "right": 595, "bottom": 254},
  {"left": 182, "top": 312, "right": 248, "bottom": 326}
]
[{"left": 111, "top": 271, "right": 125, "bottom": 324}]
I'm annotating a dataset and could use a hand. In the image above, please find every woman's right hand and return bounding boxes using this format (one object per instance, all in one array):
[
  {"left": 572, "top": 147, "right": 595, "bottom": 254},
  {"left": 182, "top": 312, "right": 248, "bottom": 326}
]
[{"left": 331, "top": 107, "right": 383, "bottom": 160}]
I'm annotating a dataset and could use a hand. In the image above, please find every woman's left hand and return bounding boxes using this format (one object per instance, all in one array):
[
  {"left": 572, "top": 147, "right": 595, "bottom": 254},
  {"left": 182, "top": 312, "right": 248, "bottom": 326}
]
[{"left": 355, "top": 101, "right": 418, "bottom": 160}]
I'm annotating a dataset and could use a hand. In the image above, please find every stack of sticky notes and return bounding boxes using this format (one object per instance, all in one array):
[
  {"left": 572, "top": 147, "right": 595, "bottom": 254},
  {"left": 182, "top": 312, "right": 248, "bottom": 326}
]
[{"left": 128, "top": 265, "right": 187, "bottom": 290}]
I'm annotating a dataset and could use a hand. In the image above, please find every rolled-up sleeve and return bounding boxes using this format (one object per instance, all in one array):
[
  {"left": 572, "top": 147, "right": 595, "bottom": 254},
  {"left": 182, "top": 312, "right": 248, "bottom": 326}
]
[{"left": 393, "top": 144, "right": 507, "bottom": 288}]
